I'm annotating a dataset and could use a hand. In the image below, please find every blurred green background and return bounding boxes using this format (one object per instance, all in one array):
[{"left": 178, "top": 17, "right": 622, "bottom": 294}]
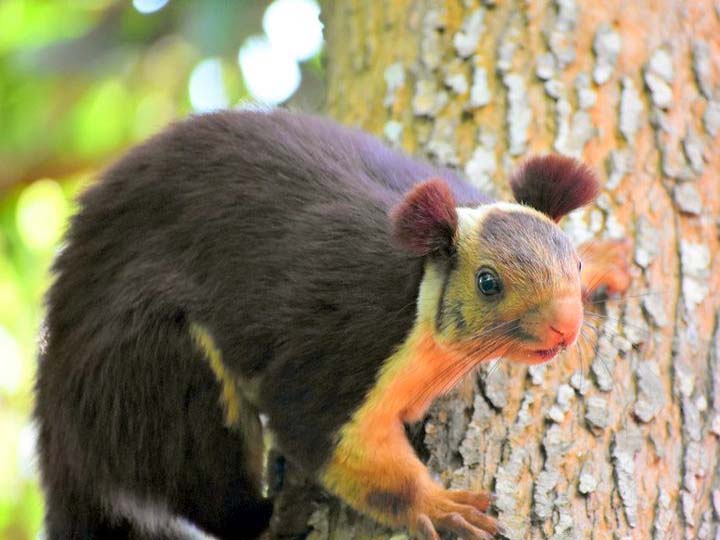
[{"left": 0, "top": 1, "right": 324, "bottom": 538}]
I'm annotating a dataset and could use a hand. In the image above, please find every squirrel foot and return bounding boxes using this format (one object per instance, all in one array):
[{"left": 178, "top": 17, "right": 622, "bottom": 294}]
[
  {"left": 578, "top": 238, "right": 632, "bottom": 302},
  {"left": 411, "top": 489, "right": 498, "bottom": 540}
]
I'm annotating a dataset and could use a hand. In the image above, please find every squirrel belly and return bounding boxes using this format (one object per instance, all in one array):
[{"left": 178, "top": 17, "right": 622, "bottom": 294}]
[{"left": 34, "top": 109, "right": 628, "bottom": 540}]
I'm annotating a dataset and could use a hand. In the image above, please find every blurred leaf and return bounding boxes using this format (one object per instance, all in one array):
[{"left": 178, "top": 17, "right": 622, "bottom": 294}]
[
  {"left": 0, "top": 78, "right": 54, "bottom": 154},
  {"left": 16, "top": 179, "right": 68, "bottom": 252},
  {"left": 132, "top": 91, "right": 175, "bottom": 140},
  {"left": 0, "top": 2, "right": 325, "bottom": 538},
  {"left": 72, "top": 79, "right": 132, "bottom": 157},
  {"left": 0, "top": 0, "right": 102, "bottom": 54}
]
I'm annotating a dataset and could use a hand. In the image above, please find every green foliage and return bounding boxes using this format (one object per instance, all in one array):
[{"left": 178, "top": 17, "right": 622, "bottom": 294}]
[
  {"left": 0, "top": 0, "right": 97, "bottom": 53},
  {"left": 0, "top": 1, "right": 323, "bottom": 538}
]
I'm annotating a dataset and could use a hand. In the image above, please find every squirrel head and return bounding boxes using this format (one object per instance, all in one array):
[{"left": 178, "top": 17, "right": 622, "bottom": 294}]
[{"left": 391, "top": 155, "right": 599, "bottom": 365}]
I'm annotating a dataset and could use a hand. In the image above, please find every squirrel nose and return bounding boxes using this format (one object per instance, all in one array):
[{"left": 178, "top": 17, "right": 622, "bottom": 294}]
[{"left": 546, "top": 297, "right": 582, "bottom": 347}]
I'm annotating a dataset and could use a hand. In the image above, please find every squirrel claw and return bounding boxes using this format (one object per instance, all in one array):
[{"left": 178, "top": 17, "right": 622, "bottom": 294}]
[
  {"left": 432, "top": 511, "right": 494, "bottom": 539},
  {"left": 412, "top": 489, "right": 498, "bottom": 539},
  {"left": 416, "top": 512, "right": 493, "bottom": 540},
  {"left": 415, "top": 514, "right": 439, "bottom": 540},
  {"left": 446, "top": 489, "right": 493, "bottom": 512}
]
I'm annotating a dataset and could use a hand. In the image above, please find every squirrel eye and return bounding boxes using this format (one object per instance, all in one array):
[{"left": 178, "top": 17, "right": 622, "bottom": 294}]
[
  {"left": 578, "top": 260, "right": 583, "bottom": 272},
  {"left": 476, "top": 269, "right": 502, "bottom": 297}
]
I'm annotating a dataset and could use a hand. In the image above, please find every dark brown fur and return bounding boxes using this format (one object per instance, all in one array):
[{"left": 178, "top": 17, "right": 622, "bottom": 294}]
[
  {"left": 366, "top": 482, "right": 416, "bottom": 518},
  {"left": 34, "top": 110, "right": 487, "bottom": 539},
  {"left": 509, "top": 155, "right": 599, "bottom": 221},
  {"left": 34, "top": 110, "right": 593, "bottom": 539}
]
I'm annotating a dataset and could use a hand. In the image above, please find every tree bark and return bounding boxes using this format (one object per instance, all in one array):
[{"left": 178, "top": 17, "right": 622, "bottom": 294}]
[{"left": 280, "top": 2, "right": 720, "bottom": 539}]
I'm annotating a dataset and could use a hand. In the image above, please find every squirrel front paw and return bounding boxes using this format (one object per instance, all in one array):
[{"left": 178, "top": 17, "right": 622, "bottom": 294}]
[
  {"left": 578, "top": 238, "right": 632, "bottom": 301},
  {"left": 410, "top": 488, "right": 498, "bottom": 540}
]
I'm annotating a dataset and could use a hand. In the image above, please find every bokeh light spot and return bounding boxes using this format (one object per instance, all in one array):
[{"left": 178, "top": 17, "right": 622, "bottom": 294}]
[
  {"left": 263, "top": 0, "right": 323, "bottom": 62},
  {"left": 133, "top": 0, "right": 170, "bottom": 15},
  {"left": 0, "top": 326, "right": 23, "bottom": 394},
  {"left": 188, "top": 58, "right": 229, "bottom": 112},
  {"left": 18, "top": 423, "right": 38, "bottom": 479},
  {"left": 16, "top": 179, "right": 68, "bottom": 252},
  {"left": 238, "top": 36, "right": 300, "bottom": 105},
  {"left": 73, "top": 79, "right": 131, "bottom": 157},
  {"left": 134, "top": 92, "right": 175, "bottom": 139}
]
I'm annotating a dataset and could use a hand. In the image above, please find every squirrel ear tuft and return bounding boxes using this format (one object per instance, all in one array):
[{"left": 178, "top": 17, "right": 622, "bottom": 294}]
[
  {"left": 509, "top": 155, "right": 599, "bottom": 222},
  {"left": 391, "top": 178, "right": 458, "bottom": 257}
]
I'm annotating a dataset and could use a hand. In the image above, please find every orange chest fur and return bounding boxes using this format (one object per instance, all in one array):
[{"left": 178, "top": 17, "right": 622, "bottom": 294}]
[
  {"left": 382, "top": 329, "right": 467, "bottom": 423},
  {"left": 345, "top": 326, "right": 469, "bottom": 445},
  {"left": 321, "top": 325, "right": 472, "bottom": 494}
]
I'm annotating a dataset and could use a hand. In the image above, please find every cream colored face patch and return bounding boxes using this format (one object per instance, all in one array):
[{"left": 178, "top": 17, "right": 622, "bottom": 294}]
[{"left": 429, "top": 202, "right": 581, "bottom": 349}]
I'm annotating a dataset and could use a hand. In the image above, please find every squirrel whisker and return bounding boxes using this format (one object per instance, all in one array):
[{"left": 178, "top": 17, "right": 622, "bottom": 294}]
[
  {"left": 405, "top": 333, "right": 516, "bottom": 413},
  {"left": 484, "top": 358, "right": 502, "bottom": 381},
  {"left": 583, "top": 311, "right": 650, "bottom": 337},
  {"left": 461, "top": 318, "right": 521, "bottom": 343},
  {"left": 581, "top": 329, "right": 618, "bottom": 393},
  {"left": 584, "top": 288, "right": 670, "bottom": 305},
  {"left": 439, "top": 336, "right": 516, "bottom": 396},
  {"left": 582, "top": 266, "right": 618, "bottom": 298}
]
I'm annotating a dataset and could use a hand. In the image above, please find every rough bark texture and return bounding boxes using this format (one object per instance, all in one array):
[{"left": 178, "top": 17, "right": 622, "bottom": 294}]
[{"left": 276, "top": 2, "right": 720, "bottom": 539}]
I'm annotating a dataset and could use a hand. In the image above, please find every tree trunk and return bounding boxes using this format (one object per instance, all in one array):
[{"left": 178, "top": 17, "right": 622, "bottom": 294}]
[{"left": 278, "top": 2, "right": 720, "bottom": 539}]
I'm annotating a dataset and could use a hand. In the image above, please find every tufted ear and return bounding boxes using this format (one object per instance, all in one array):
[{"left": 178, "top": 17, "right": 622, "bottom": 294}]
[
  {"left": 391, "top": 178, "right": 458, "bottom": 257},
  {"left": 509, "top": 155, "right": 599, "bottom": 222}
]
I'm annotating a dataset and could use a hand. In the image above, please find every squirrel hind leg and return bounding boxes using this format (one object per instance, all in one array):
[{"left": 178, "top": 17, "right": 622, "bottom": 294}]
[
  {"left": 41, "top": 499, "right": 117, "bottom": 540},
  {"left": 178, "top": 324, "right": 272, "bottom": 538},
  {"left": 41, "top": 488, "right": 166, "bottom": 540},
  {"left": 175, "top": 390, "right": 272, "bottom": 539}
]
